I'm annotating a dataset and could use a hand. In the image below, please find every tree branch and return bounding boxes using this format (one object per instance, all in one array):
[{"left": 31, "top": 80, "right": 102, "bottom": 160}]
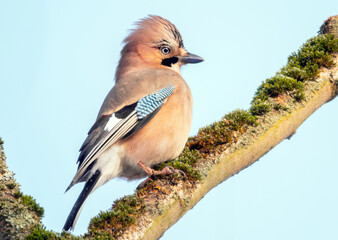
[{"left": 0, "top": 139, "right": 42, "bottom": 240}]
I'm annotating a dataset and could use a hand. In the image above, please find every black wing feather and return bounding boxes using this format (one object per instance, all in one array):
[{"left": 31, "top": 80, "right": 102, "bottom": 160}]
[
  {"left": 63, "top": 169, "right": 101, "bottom": 231},
  {"left": 77, "top": 102, "right": 138, "bottom": 168},
  {"left": 78, "top": 117, "right": 110, "bottom": 166},
  {"left": 123, "top": 105, "right": 163, "bottom": 139}
]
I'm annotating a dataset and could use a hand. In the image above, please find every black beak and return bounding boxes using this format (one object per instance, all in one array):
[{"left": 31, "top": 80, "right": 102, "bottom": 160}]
[{"left": 180, "top": 52, "right": 204, "bottom": 64}]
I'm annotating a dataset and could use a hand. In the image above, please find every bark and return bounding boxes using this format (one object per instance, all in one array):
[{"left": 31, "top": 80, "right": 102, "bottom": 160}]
[{"left": 0, "top": 141, "right": 42, "bottom": 240}]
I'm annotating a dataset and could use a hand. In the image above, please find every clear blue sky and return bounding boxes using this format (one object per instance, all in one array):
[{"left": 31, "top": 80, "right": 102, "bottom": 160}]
[{"left": 1, "top": 1, "right": 337, "bottom": 239}]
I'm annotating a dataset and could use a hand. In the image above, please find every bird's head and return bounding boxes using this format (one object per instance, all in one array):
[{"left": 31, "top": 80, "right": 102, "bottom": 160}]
[{"left": 115, "top": 15, "right": 203, "bottom": 80}]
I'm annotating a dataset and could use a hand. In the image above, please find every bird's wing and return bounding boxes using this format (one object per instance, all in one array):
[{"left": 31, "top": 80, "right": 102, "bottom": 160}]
[
  {"left": 68, "top": 85, "right": 175, "bottom": 188},
  {"left": 97, "top": 68, "right": 180, "bottom": 117}
]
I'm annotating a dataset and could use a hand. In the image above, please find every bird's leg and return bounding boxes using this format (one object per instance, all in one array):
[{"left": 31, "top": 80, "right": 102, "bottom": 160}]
[
  {"left": 137, "top": 161, "right": 186, "bottom": 189},
  {"left": 137, "top": 161, "right": 185, "bottom": 176}
]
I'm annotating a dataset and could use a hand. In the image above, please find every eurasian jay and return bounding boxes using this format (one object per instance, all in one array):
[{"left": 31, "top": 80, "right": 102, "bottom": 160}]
[{"left": 63, "top": 15, "right": 203, "bottom": 231}]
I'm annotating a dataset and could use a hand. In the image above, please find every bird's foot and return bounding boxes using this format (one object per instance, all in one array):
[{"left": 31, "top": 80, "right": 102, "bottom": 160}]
[
  {"left": 137, "top": 161, "right": 185, "bottom": 177},
  {"left": 136, "top": 161, "right": 186, "bottom": 189}
]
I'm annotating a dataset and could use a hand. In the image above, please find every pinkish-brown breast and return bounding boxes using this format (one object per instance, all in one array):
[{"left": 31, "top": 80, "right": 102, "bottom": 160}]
[{"left": 119, "top": 77, "right": 193, "bottom": 179}]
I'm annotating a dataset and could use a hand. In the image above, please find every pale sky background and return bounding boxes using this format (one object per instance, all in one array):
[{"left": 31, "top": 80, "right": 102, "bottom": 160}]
[{"left": 1, "top": 1, "right": 338, "bottom": 239}]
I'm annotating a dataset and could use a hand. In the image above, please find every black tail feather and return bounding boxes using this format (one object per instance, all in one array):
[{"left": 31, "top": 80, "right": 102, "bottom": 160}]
[{"left": 63, "top": 170, "right": 101, "bottom": 231}]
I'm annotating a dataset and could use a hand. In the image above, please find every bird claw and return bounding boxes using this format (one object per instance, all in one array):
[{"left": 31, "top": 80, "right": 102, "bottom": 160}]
[
  {"left": 137, "top": 161, "right": 186, "bottom": 177},
  {"left": 163, "top": 166, "right": 186, "bottom": 177},
  {"left": 148, "top": 165, "right": 186, "bottom": 178},
  {"left": 136, "top": 162, "right": 186, "bottom": 189}
]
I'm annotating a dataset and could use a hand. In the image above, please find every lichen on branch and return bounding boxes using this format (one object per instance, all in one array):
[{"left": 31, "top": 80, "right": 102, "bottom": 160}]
[{"left": 0, "top": 138, "right": 44, "bottom": 240}]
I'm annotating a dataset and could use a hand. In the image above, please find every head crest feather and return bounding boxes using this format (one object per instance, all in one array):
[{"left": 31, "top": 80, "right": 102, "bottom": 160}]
[{"left": 124, "top": 15, "right": 183, "bottom": 47}]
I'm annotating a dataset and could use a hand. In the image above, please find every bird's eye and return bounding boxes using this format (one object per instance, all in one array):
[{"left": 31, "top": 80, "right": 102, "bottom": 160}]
[{"left": 160, "top": 47, "right": 171, "bottom": 55}]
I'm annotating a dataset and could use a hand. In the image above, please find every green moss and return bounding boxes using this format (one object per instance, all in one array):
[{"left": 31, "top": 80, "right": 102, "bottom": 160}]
[
  {"left": 88, "top": 195, "right": 146, "bottom": 238},
  {"left": 280, "top": 66, "right": 308, "bottom": 82},
  {"left": 225, "top": 109, "right": 258, "bottom": 127},
  {"left": 187, "top": 109, "right": 257, "bottom": 152},
  {"left": 255, "top": 75, "right": 304, "bottom": 99},
  {"left": 25, "top": 225, "right": 80, "bottom": 240},
  {"left": 11, "top": 190, "right": 44, "bottom": 218},
  {"left": 85, "top": 232, "right": 113, "bottom": 240},
  {"left": 14, "top": 190, "right": 23, "bottom": 198},
  {"left": 25, "top": 225, "right": 61, "bottom": 240},
  {"left": 6, "top": 182, "right": 17, "bottom": 189},
  {"left": 273, "top": 103, "right": 289, "bottom": 111},
  {"left": 287, "top": 34, "right": 337, "bottom": 77},
  {"left": 21, "top": 195, "right": 44, "bottom": 218},
  {"left": 251, "top": 34, "right": 338, "bottom": 117},
  {"left": 156, "top": 147, "right": 202, "bottom": 181},
  {"left": 294, "top": 91, "right": 305, "bottom": 102},
  {"left": 60, "top": 231, "right": 82, "bottom": 239},
  {"left": 250, "top": 100, "right": 271, "bottom": 116}
]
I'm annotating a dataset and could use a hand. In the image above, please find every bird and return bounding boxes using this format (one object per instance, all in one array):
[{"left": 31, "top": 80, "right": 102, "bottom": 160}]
[{"left": 63, "top": 15, "right": 204, "bottom": 231}]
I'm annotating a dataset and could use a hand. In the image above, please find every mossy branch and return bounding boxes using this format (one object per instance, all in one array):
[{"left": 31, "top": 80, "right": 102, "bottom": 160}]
[
  {"left": 0, "top": 139, "right": 43, "bottom": 240},
  {"left": 0, "top": 15, "right": 337, "bottom": 240}
]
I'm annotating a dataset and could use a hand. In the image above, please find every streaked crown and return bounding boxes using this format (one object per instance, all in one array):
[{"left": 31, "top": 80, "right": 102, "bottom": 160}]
[{"left": 124, "top": 15, "right": 184, "bottom": 49}]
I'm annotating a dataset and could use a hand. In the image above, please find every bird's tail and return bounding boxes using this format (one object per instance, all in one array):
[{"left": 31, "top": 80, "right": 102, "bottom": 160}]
[{"left": 63, "top": 170, "right": 101, "bottom": 231}]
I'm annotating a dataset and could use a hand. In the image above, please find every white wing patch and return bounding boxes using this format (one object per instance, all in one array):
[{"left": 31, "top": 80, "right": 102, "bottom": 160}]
[{"left": 104, "top": 114, "right": 121, "bottom": 131}]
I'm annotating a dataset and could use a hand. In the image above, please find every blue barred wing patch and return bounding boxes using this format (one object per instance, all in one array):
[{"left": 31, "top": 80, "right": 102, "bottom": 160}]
[{"left": 136, "top": 86, "right": 175, "bottom": 119}]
